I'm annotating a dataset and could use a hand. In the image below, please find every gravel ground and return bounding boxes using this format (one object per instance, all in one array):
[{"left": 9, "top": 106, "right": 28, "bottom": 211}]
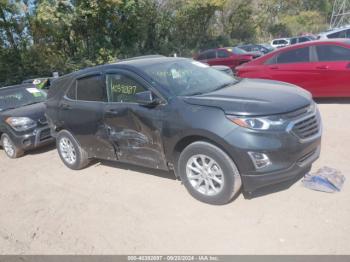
[{"left": 0, "top": 100, "right": 349, "bottom": 255}]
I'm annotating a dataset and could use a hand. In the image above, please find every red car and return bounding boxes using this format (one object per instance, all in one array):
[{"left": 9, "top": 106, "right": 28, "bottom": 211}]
[
  {"left": 236, "top": 40, "right": 350, "bottom": 97},
  {"left": 194, "top": 47, "right": 255, "bottom": 70}
]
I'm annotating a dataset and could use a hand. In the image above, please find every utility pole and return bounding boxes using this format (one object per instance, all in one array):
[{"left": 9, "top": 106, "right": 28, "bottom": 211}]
[{"left": 330, "top": 0, "right": 350, "bottom": 29}]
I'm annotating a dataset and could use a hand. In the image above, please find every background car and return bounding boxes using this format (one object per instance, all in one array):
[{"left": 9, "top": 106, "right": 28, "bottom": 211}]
[
  {"left": 194, "top": 47, "right": 254, "bottom": 70},
  {"left": 289, "top": 35, "right": 316, "bottom": 45},
  {"left": 236, "top": 39, "right": 350, "bottom": 97},
  {"left": 271, "top": 38, "right": 290, "bottom": 48},
  {"left": 318, "top": 26, "right": 350, "bottom": 40},
  {"left": 238, "top": 44, "right": 275, "bottom": 54},
  {"left": 0, "top": 83, "right": 53, "bottom": 158},
  {"left": 22, "top": 77, "right": 53, "bottom": 90}
]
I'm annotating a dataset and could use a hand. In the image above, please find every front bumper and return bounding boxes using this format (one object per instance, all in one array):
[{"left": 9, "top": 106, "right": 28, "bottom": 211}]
[
  {"left": 241, "top": 144, "right": 320, "bottom": 192},
  {"left": 7, "top": 126, "right": 54, "bottom": 151},
  {"left": 223, "top": 108, "right": 322, "bottom": 193}
]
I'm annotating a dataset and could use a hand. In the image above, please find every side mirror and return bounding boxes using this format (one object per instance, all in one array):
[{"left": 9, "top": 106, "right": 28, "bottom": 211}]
[{"left": 135, "top": 91, "right": 161, "bottom": 106}]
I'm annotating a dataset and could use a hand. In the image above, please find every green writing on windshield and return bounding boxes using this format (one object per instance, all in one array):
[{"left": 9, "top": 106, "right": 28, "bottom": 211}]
[{"left": 111, "top": 83, "right": 137, "bottom": 95}]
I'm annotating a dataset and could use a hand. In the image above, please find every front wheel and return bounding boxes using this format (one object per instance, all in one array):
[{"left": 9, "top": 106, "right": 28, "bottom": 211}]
[
  {"left": 1, "top": 133, "right": 24, "bottom": 159},
  {"left": 56, "top": 130, "right": 89, "bottom": 170},
  {"left": 178, "top": 141, "right": 242, "bottom": 205}
]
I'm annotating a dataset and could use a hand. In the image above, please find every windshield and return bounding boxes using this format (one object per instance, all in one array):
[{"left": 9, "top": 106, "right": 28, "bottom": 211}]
[
  {"left": 0, "top": 87, "right": 47, "bottom": 112},
  {"left": 142, "top": 59, "right": 237, "bottom": 96}
]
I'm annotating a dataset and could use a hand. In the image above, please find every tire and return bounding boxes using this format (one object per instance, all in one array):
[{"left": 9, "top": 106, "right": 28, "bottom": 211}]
[
  {"left": 1, "top": 133, "right": 24, "bottom": 159},
  {"left": 178, "top": 141, "right": 242, "bottom": 205},
  {"left": 56, "top": 130, "right": 89, "bottom": 170}
]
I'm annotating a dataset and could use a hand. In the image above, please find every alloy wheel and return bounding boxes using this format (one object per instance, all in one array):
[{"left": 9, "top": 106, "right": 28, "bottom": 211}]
[
  {"left": 186, "top": 154, "right": 224, "bottom": 196},
  {"left": 3, "top": 136, "right": 15, "bottom": 157},
  {"left": 59, "top": 137, "right": 77, "bottom": 165}
]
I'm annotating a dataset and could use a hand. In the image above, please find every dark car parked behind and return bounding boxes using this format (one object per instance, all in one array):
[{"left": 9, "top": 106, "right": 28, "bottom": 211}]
[
  {"left": 238, "top": 44, "right": 275, "bottom": 54},
  {"left": 194, "top": 47, "right": 255, "bottom": 70},
  {"left": 289, "top": 35, "right": 316, "bottom": 45},
  {"left": 0, "top": 84, "right": 53, "bottom": 158},
  {"left": 46, "top": 57, "right": 322, "bottom": 205}
]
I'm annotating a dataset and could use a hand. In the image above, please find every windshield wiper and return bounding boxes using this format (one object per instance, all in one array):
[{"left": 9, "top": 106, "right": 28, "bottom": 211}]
[
  {"left": 1, "top": 107, "right": 17, "bottom": 112},
  {"left": 23, "top": 101, "right": 41, "bottom": 107},
  {"left": 188, "top": 91, "right": 206, "bottom": 96}
]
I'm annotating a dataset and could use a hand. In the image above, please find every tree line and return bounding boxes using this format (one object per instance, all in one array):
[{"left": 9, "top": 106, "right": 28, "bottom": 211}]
[{"left": 0, "top": 0, "right": 333, "bottom": 87}]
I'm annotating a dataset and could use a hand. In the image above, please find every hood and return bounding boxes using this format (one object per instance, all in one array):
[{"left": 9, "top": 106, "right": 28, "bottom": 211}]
[
  {"left": 0, "top": 102, "right": 46, "bottom": 122},
  {"left": 183, "top": 79, "right": 312, "bottom": 116}
]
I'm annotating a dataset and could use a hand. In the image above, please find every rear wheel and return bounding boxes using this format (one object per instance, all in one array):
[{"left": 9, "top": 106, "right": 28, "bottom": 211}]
[
  {"left": 1, "top": 133, "right": 24, "bottom": 159},
  {"left": 178, "top": 141, "right": 242, "bottom": 205},
  {"left": 57, "top": 130, "right": 89, "bottom": 170}
]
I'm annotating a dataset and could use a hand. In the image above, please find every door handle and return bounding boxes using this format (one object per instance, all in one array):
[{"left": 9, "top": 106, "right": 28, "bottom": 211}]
[
  {"left": 316, "top": 65, "right": 329, "bottom": 70},
  {"left": 270, "top": 66, "right": 279, "bottom": 70}
]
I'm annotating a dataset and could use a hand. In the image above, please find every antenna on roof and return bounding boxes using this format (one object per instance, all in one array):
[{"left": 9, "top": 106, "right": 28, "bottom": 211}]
[{"left": 330, "top": 0, "right": 350, "bottom": 29}]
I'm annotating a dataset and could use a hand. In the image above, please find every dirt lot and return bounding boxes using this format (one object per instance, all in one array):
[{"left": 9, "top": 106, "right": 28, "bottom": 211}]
[{"left": 0, "top": 100, "right": 349, "bottom": 255}]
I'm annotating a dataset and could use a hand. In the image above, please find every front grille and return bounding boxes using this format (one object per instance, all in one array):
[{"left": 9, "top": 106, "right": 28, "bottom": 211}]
[{"left": 292, "top": 114, "right": 320, "bottom": 140}]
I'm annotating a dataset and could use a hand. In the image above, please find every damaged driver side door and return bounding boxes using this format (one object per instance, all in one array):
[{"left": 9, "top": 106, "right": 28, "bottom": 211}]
[{"left": 103, "top": 70, "right": 167, "bottom": 170}]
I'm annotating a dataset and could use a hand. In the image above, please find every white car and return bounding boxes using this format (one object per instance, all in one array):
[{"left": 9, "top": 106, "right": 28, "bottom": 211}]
[
  {"left": 317, "top": 26, "right": 350, "bottom": 40},
  {"left": 270, "top": 38, "right": 290, "bottom": 48}
]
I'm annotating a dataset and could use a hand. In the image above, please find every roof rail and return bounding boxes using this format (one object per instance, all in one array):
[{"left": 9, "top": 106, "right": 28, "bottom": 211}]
[{"left": 116, "top": 55, "right": 166, "bottom": 63}]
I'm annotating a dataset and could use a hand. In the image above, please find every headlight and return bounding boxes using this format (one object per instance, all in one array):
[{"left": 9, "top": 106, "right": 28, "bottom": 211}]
[
  {"left": 5, "top": 117, "right": 37, "bottom": 132},
  {"left": 227, "top": 115, "right": 286, "bottom": 130}
]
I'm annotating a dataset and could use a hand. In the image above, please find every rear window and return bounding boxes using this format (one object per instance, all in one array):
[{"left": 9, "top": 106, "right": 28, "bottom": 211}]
[
  {"left": 75, "top": 75, "right": 107, "bottom": 102},
  {"left": 197, "top": 53, "right": 207, "bottom": 60},
  {"left": 276, "top": 47, "right": 310, "bottom": 64},
  {"left": 316, "top": 45, "right": 350, "bottom": 61},
  {"left": 290, "top": 38, "right": 297, "bottom": 45},
  {"left": 206, "top": 51, "right": 216, "bottom": 60},
  {"left": 217, "top": 50, "right": 230, "bottom": 58},
  {"left": 328, "top": 29, "right": 348, "bottom": 39}
]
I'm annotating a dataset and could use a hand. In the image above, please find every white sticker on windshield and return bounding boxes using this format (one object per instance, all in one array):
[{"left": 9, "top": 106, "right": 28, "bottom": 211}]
[
  {"left": 26, "top": 88, "right": 43, "bottom": 97},
  {"left": 171, "top": 69, "right": 181, "bottom": 79},
  {"left": 191, "top": 61, "right": 209, "bottom": 68},
  {"left": 26, "top": 88, "right": 40, "bottom": 94}
]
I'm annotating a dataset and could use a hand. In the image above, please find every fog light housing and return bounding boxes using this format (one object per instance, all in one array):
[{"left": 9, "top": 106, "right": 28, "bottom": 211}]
[{"left": 248, "top": 152, "right": 271, "bottom": 169}]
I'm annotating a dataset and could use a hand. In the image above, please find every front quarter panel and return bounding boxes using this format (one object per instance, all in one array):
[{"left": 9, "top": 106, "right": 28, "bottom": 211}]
[{"left": 161, "top": 99, "right": 238, "bottom": 164}]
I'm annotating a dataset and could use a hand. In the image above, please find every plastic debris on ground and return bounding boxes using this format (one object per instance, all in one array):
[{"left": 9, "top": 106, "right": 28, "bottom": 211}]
[{"left": 302, "top": 166, "right": 345, "bottom": 193}]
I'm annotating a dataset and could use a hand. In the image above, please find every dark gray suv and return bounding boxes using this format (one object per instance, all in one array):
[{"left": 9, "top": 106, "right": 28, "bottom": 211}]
[{"left": 46, "top": 57, "right": 322, "bottom": 205}]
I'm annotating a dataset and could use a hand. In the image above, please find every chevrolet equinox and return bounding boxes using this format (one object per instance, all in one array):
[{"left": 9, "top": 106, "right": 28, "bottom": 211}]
[{"left": 46, "top": 57, "right": 322, "bottom": 205}]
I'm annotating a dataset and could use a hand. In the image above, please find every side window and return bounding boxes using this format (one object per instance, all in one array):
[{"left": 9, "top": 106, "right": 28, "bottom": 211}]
[
  {"left": 206, "top": 51, "right": 216, "bottom": 60},
  {"left": 290, "top": 38, "right": 297, "bottom": 45},
  {"left": 106, "top": 74, "right": 147, "bottom": 103},
  {"left": 76, "top": 75, "right": 107, "bottom": 102},
  {"left": 299, "top": 37, "right": 309, "bottom": 43},
  {"left": 276, "top": 47, "right": 310, "bottom": 64},
  {"left": 316, "top": 45, "right": 350, "bottom": 61},
  {"left": 265, "top": 55, "right": 277, "bottom": 65},
  {"left": 217, "top": 50, "right": 230, "bottom": 58},
  {"left": 328, "top": 30, "right": 346, "bottom": 39}
]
